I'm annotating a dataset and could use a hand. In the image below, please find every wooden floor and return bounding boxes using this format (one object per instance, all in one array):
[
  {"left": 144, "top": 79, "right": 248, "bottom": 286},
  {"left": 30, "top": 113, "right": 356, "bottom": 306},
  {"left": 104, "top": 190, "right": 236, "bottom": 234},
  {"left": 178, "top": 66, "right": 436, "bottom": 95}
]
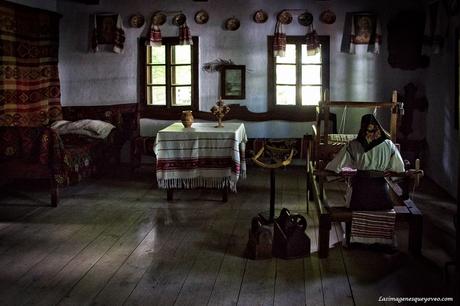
[{"left": 0, "top": 166, "right": 456, "bottom": 306}]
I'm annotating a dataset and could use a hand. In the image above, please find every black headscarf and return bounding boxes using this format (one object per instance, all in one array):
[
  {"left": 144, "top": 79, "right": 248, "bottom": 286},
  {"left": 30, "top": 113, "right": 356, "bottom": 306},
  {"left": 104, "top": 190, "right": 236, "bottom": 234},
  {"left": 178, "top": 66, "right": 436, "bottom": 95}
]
[{"left": 356, "top": 114, "right": 389, "bottom": 152}]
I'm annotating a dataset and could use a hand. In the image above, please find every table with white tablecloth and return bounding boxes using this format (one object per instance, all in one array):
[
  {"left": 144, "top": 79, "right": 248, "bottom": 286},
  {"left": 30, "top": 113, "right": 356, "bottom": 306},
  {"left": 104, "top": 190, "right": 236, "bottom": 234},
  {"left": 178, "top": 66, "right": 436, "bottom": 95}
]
[{"left": 154, "top": 122, "right": 247, "bottom": 200}]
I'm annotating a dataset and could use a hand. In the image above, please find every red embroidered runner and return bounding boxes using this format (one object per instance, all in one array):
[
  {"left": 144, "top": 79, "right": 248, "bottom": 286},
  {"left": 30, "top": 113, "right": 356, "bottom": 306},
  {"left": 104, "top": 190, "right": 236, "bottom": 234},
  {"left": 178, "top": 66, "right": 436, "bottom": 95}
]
[{"left": 350, "top": 210, "right": 396, "bottom": 245}]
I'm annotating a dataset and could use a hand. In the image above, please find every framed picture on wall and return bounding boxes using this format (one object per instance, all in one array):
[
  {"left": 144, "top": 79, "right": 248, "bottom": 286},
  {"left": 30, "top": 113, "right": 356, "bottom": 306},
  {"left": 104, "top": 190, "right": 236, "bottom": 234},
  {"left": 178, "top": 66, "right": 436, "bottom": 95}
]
[
  {"left": 220, "top": 65, "right": 245, "bottom": 99},
  {"left": 352, "top": 13, "right": 376, "bottom": 44},
  {"left": 95, "top": 14, "right": 118, "bottom": 44}
]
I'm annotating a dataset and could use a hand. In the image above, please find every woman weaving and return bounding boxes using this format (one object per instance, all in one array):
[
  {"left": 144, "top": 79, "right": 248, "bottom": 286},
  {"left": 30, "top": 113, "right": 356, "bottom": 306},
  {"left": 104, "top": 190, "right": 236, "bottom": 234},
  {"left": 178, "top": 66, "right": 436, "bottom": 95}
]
[
  {"left": 325, "top": 114, "right": 405, "bottom": 211},
  {"left": 323, "top": 114, "right": 408, "bottom": 247}
]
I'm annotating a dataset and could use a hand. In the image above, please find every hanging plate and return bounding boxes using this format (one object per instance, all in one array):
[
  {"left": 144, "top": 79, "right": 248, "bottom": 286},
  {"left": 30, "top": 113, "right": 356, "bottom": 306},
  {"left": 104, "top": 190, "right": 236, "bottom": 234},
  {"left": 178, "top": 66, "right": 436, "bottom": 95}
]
[
  {"left": 225, "top": 17, "right": 240, "bottom": 31},
  {"left": 152, "top": 12, "right": 166, "bottom": 26},
  {"left": 319, "top": 9, "right": 336, "bottom": 24},
  {"left": 253, "top": 9, "right": 268, "bottom": 23},
  {"left": 129, "top": 14, "right": 145, "bottom": 28},
  {"left": 298, "top": 11, "right": 313, "bottom": 26},
  {"left": 277, "top": 10, "right": 292, "bottom": 24},
  {"left": 172, "top": 13, "right": 187, "bottom": 26},
  {"left": 194, "top": 10, "right": 209, "bottom": 24}
]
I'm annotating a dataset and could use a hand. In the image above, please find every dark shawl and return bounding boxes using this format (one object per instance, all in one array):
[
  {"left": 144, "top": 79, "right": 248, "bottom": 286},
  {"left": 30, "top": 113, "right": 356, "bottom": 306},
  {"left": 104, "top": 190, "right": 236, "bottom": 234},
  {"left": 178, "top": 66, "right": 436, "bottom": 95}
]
[{"left": 356, "top": 114, "right": 390, "bottom": 152}]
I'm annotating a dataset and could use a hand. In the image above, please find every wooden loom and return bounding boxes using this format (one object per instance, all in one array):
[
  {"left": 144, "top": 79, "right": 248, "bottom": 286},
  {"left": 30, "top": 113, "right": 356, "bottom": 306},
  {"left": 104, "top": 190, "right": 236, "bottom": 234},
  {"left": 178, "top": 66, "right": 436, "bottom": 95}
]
[{"left": 305, "top": 91, "right": 423, "bottom": 258}]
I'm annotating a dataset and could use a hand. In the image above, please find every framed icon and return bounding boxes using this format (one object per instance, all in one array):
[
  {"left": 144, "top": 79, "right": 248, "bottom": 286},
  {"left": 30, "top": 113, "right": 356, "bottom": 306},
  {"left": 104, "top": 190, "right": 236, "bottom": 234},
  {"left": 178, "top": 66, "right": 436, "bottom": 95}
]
[{"left": 220, "top": 65, "right": 245, "bottom": 99}]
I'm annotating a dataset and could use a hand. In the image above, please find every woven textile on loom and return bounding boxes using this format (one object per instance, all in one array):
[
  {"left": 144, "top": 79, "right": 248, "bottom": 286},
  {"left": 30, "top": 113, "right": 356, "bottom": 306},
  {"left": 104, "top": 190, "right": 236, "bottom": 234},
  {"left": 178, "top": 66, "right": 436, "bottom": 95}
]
[{"left": 350, "top": 210, "right": 396, "bottom": 245}]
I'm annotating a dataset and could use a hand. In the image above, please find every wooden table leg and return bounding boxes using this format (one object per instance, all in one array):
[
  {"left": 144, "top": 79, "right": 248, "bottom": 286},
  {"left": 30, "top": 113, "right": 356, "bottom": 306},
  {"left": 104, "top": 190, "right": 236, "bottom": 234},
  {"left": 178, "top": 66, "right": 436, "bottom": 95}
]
[
  {"left": 404, "top": 199, "right": 423, "bottom": 256},
  {"left": 222, "top": 185, "right": 228, "bottom": 202},
  {"left": 318, "top": 213, "right": 331, "bottom": 258},
  {"left": 50, "top": 178, "right": 58, "bottom": 207},
  {"left": 167, "top": 189, "right": 173, "bottom": 201},
  {"left": 409, "top": 213, "right": 423, "bottom": 256}
]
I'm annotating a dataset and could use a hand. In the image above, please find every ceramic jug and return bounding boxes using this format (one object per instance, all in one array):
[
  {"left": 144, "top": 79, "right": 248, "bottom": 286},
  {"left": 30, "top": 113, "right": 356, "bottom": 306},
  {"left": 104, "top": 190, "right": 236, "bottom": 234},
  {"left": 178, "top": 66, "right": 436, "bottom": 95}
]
[{"left": 181, "top": 110, "right": 194, "bottom": 128}]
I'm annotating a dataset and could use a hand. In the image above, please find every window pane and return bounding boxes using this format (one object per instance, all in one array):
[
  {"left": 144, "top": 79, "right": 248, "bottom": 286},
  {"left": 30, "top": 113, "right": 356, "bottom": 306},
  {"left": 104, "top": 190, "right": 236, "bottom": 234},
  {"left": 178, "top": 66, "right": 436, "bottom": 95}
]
[
  {"left": 301, "top": 44, "right": 321, "bottom": 63},
  {"left": 147, "top": 66, "right": 166, "bottom": 85},
  {"left": 276, "top": 44, "right": 296, "bottom": 64},
  {"left": 147, "top": 46, "right": 165, "bottom": 64},
  {"left": 172, "top": 86, "right": 191, "bottom": 106},
  {"left": 302, "top": 86, "right": 321, "bottom": 105},
  {"left": 147, "top": 86, "right": 166, "bottom": 105},
  {"left": 276, "top": 85, "right": 296, "bottom": 105},
  {"left": 172, "top": 45, "right": 191, "bottom": 64},
  {"left": 302, "top": 65, "right": 321, "bottom": 84},
  {"left": 172, "top": 65, "right": 191, "bottom": 85},
  {"left": 276, "top": 64, "right": 296, "bottom": 84}
]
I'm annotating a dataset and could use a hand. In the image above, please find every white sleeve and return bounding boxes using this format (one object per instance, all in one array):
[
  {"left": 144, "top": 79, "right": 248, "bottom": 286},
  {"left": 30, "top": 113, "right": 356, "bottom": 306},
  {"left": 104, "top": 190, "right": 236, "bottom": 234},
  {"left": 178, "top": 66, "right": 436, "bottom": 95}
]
[
  {"left": 387, "top": 142, "right": 405, "bottom": 173},
  {"left": 325, "top": 144, "right": 354, "bottom": 173}
]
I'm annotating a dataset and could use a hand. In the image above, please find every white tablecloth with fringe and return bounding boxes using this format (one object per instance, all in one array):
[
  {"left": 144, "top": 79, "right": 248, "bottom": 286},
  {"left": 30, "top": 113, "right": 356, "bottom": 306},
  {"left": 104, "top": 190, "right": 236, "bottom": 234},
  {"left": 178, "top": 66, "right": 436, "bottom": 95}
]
[{"left": 154, "top": 122, "right": 247, "bottom": 192}]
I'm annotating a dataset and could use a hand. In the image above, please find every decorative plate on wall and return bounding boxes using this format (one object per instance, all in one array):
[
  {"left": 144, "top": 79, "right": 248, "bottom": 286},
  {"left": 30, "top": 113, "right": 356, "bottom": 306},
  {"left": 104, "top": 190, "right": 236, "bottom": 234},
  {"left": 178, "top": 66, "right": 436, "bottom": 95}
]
[
  {"left": 172, "top": 13, "right": 187, "bottom": 26},
  {"left": 298, "top": 11, "right": 313, "bottom": 26},
  {"left": 319, "top": 9, "right": 336, "bottom": 24},
  {"left": 129, "top": 14, "right": 145, "bottom": 28},
  {"left": 253, "top": 10, "right": 268, "bottom": 23},
  {"left": 225, "top": 17, "right": 240, "bottom": 31},
  {"left": 277, "top": 10, "right": 292, "bottom": 24},
  {"left": 194, "top": 10, "right": 209, "bottom": 24},
  {"left": 152, "top": 12, "right": 166, "bottom": 26}
]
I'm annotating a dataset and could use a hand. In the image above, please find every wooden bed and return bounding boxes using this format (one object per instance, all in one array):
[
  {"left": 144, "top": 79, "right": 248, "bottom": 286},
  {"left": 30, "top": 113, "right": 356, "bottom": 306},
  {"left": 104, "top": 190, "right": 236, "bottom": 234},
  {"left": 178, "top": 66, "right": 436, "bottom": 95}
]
[{"left": 305, "top": 91, "right": 423, "bottom": 258}]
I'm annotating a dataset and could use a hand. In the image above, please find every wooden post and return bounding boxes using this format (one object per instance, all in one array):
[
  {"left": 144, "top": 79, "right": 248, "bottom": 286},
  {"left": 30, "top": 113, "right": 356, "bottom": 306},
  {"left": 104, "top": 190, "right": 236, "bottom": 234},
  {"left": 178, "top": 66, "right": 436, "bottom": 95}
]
[
  {"left": 390, "top": 90, "right": 398, "bottom": 143},
  {"left": 345, "top": 221, "right": 352, "bottom": 246},
  {"left": 318, "top": 213, "right": 331, "bottom": 258},
  {"left": 314, "top": 106, "right": 322, "bottom": 167},
  {"left": 405, "top": 199, "right": 423, "bottom": 255},
  {"left": 222, "top": 184, "right": 228, "bottom": 202},
  {"left": 269, "top": 168, "right": 275, "bottom": 222},
  {"left": 50, "top": 178, "right": 58, "bottom": 207},
  {"left": 323, "top": 90, "right": 330, "bottom": 146},
  {"left": 167, "top": 189, "right": 173, "bottom": 201}
]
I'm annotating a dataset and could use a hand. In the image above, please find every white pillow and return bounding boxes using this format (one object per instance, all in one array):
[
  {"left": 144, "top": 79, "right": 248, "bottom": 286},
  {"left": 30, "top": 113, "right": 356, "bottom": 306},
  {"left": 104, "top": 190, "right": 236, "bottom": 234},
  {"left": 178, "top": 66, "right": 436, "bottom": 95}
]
[{"left": 51, "top": 119, "right": 115, "bottom": 139}]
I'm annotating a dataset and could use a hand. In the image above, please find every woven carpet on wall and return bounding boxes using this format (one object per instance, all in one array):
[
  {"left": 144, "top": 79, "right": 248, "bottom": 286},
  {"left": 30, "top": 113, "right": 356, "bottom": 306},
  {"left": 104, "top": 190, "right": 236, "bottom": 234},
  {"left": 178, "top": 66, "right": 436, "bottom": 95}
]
[{"left": 0, "top": 1, "right": 62, "bottom": 126}]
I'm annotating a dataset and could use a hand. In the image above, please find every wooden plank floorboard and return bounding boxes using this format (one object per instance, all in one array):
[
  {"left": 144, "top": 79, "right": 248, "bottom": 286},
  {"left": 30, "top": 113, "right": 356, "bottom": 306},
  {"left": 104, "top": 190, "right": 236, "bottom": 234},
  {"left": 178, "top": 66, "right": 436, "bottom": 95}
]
[
  {"left": 57, "top": 210, "right": 159, "bottom": 306},
  {"left": 173, "top": 208, "right": 241, "bottom": 306},
  {"left": 206, "top": 218, "right": 248, "bottom": 306},
  {"left": 0, "top": 206, "right": 44, "bottom": 232},
  {"left": 274, "top": 172, "right": 308, "bottom": 306},
  {"left": 205, "top": 192, "right": 258, "bottom": 306},
  {"left": 90, "top": 210, "right": 183, "bottom": 306},
  {"left": 274, "top": 258, "right": 306, "bottom": 306},
  {"left": 0, "top": 202, "right": 118, "bottom": 291},
  {"left": 0, "top": 205, "right": 81, "bottom": 255},
  {"left": 122, "top": 225, "right": 193, "bottom": 306},
  {"left": 319, "top": 223, "right": 354, "bottom": 306},
  {"left": 15, "top": 205, "right": 144, "bottom": 306},
  {"left": 0, "top": 166, "right": 454, "bottom": 306},
  {"left": 304, "top": 203, "right": 324, "bottom": 306},
  {"left": 237, "top": 173, "right": 278, "bottom": 305},
  {"left": 237, "top": 258, "right": 276, "bottom": 306},
  {"left": 123, "top": 206, "right": 220, "bottom": 306},
  {"left": 0, "top": 204, "right": 114, "bottom": 304}
]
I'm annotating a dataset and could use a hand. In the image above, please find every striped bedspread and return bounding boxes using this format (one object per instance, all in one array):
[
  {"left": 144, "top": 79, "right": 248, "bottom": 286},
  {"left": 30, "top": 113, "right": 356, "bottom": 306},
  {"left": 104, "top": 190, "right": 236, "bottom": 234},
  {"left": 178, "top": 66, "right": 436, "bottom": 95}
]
[
  {"left": 350, "top": 210, "right": 396, "bottom": 245},
  {"left": 154, "top": 122, "right": 247, "bottom": 192}
]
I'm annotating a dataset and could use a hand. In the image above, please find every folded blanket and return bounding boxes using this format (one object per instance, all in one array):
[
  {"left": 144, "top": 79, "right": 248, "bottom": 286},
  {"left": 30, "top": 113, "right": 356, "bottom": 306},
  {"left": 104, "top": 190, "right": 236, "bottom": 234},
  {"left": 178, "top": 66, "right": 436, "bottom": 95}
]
[
  {"left": 350, "top": 210, "right": 396, "bottom": 245},
  {"left": 51, "top": 119, "right": 115, "bottom": 139}
]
